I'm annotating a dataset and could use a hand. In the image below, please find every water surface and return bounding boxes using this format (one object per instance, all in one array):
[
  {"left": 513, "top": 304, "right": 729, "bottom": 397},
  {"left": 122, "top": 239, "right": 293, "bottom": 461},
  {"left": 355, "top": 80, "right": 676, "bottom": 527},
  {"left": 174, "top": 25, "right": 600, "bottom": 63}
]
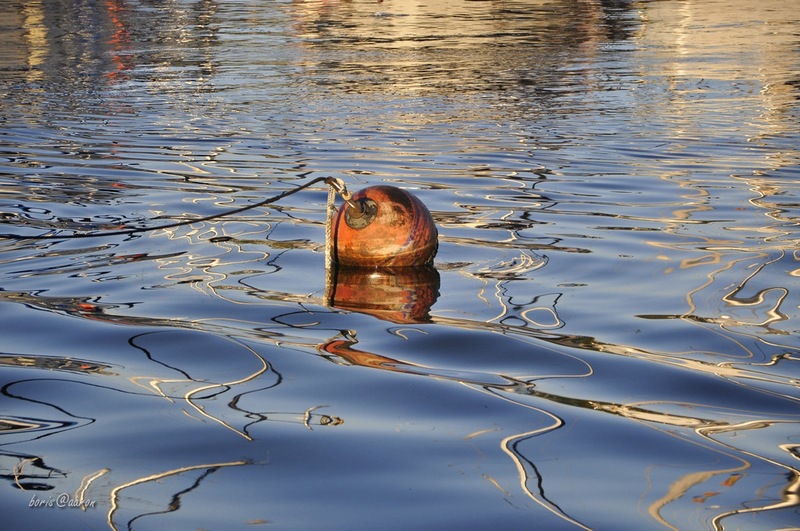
[{"left": 1, "top": 1, "right": 799, "bottom": 529}]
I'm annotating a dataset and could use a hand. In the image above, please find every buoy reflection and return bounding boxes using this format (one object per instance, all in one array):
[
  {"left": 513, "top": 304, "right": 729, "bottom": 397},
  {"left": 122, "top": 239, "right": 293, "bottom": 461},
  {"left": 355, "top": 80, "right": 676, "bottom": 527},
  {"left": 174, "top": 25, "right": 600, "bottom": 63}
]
[{"left": 325, "top": 264, "right": 440, "bottom": 324}]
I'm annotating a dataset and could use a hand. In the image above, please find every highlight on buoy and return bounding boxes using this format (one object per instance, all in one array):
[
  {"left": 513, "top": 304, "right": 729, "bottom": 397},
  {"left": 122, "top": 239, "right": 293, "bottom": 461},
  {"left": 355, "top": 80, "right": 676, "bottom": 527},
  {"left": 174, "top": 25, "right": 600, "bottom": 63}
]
[{"left": 330, "top": 185, "right": 438, "bottom": 268}]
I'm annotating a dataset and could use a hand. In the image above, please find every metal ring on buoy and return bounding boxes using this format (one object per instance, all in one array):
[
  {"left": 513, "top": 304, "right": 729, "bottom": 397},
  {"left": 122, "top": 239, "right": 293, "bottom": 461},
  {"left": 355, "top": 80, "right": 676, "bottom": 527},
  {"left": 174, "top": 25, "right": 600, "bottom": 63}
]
[{"left": 331, "top": 185, "right": 438, "bottom": 268}]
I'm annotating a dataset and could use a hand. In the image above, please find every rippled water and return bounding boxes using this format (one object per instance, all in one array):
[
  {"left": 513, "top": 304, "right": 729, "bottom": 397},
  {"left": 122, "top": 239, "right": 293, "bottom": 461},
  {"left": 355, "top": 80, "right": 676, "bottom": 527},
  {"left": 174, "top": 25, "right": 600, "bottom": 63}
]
[{"left": 2, "top": 1, "right": 799, "bottom": 529}]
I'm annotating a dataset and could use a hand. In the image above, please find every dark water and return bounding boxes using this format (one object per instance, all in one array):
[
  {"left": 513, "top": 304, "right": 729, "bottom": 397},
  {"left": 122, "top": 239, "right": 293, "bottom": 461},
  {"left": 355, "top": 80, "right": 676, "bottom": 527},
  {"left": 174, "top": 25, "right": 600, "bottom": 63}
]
[{"left": 1, "top": 0, "right": 799, "bottom": 529}]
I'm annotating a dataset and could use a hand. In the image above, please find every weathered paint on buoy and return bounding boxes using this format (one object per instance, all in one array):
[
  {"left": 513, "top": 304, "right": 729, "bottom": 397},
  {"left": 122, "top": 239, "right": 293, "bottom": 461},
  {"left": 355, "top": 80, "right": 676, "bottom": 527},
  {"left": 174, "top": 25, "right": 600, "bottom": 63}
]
[{"left": 331, "top": 185, "right": 438, "bottom": 267}]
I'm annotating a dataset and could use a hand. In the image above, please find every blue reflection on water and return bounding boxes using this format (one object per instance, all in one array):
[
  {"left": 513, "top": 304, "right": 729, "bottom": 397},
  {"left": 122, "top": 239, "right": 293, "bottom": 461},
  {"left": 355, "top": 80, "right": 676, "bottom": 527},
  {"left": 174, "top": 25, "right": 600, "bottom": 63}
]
[{"left": 1, "top": 0, "right": 799, "bottom": 529}]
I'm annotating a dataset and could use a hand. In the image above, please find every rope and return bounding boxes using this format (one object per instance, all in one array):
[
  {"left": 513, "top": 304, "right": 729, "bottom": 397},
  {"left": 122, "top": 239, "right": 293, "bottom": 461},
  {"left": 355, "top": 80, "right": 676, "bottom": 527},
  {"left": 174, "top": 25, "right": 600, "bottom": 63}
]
[
  {"left": 0, "top": 176, "right": 341, "bottom": 241},
  {"left": 324, "top": 181, "right": 337, "bottom": 304},
  {"left": 325, "top": 180, "right": 336, "bottom": 271}
]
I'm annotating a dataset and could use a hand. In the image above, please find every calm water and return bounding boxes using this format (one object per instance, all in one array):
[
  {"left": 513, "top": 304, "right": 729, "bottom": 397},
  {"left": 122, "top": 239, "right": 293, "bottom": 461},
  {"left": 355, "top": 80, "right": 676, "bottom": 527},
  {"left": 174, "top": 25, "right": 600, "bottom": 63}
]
[{"left": 1, "top": 0, "right": 799, "bottom": 529}]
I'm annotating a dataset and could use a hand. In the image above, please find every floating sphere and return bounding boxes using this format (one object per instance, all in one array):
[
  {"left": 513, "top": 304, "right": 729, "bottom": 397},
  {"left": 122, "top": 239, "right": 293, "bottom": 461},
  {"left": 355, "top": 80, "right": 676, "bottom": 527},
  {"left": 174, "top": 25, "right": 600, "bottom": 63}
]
[{"left": 331, "top": 185, "right": 438, "bottom": 267}]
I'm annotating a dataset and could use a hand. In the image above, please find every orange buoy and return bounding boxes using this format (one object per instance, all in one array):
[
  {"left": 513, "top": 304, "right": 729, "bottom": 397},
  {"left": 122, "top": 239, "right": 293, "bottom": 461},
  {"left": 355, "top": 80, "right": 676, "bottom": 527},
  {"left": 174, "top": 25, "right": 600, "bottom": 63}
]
[{"left": 331, "top": 185, "right": 438, "bottom": 267}]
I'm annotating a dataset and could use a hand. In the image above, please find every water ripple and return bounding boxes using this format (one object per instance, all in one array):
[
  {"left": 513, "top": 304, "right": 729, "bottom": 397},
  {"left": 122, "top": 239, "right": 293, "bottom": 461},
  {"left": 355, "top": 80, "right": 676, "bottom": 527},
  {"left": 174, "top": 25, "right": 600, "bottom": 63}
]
[{"left": 1, "top": 0, "right": 799, "bottom": 529}]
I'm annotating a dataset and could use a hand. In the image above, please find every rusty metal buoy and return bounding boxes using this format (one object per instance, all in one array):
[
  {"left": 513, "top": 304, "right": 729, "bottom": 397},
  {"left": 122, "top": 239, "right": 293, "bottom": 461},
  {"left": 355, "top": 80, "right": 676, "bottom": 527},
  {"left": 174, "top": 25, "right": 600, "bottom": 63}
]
[{"left": 331, "top": 185, "right": 438, "bottom": 267}]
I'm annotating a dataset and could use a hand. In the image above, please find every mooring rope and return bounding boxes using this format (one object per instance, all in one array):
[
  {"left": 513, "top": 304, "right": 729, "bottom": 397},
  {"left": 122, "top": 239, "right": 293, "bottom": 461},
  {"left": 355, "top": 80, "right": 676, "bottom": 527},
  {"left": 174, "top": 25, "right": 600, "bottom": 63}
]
[
  {"left": 324, "top": 180, "right": 337, "bottom": 302},
  {"left": 0, "top": 176, "right": 352, "bottom": 242},
  {"left": 325, "top": 180, "right": 336, "bottom": 272}
]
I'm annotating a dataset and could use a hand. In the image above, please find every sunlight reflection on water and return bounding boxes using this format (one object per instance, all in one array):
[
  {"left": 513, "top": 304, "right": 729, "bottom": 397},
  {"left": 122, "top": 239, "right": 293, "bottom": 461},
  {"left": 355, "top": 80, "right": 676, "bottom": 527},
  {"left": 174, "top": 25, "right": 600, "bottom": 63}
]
[{"left": 1, "top": 0, "right": 799, "bottom": 529}]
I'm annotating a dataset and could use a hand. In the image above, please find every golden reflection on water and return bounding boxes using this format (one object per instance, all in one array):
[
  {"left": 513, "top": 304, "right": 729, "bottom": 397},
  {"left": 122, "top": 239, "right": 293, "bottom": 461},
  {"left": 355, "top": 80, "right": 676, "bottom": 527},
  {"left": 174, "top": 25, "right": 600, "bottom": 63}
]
[
  {"left": 1, "top": 0, "right": 799, "bottom": 528},
  {"left": 106, "top": 460, "right": 248, "bottom": 531},
  {"left": 2, "top": 258, "right": 797, "bottom": 527},
  {"left": 127, "top": 333, "right": 270, "bottom": 441},
  {"left": 9, "top": 232, "right": 793, "bottom": 527},
  {"left": 702, "top": 420, "right": 800, "bottom": 530},
  {"left": 634, "top": 0, "right": 800, "bottom": 359},
  {"left": 644, "top": 244, "right": 797, "bottom": 355},
  {"left": 289, "top": 0, "right": 621, "bottom": 99},
  {"left": 19, "top": 2, "right": 46, "bottom": 83},
  {"left": 637, "top": 0, "right": 799, "bottom": 122}
]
